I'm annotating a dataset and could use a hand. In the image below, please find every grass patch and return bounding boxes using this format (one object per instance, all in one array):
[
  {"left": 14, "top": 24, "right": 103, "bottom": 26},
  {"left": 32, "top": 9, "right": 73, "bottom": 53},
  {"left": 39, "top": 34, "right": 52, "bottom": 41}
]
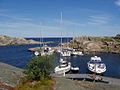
[{"left": 15, "top": 79, "right": 55, "bottom": 90}]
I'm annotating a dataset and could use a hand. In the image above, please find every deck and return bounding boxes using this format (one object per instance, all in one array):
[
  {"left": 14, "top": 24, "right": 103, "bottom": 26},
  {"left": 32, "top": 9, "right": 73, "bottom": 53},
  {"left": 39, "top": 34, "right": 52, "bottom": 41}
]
[{"left": 51, "top": 73, "right": 120, "bottom": 86}]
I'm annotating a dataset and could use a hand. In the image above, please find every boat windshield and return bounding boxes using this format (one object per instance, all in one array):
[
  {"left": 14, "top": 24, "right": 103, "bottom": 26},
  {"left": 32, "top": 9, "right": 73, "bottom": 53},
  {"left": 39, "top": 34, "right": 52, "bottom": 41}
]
[{"left": 89, "top": 60, "right": 104, "bottom": 64}]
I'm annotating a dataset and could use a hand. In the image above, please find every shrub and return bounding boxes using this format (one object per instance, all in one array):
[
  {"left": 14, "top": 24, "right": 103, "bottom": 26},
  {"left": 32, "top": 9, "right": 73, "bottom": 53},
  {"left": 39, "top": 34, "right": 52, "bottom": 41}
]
[{"left": 25, "top": 55, "right": 55, "bottom": 81}]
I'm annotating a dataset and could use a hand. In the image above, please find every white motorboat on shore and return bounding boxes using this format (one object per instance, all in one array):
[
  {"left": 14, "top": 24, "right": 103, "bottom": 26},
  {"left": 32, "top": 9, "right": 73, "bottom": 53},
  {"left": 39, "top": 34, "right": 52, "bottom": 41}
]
[
  {"left": 54, "top": 58, "right": 71, "bottom": 74},
  {"left": 87, "top": 56, "right": 106, "bottom": 74}
]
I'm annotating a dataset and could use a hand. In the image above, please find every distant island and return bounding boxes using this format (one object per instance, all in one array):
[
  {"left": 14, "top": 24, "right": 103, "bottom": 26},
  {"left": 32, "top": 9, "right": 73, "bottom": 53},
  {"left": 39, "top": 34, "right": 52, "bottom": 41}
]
[
  {"left": 0, "top": 35, "right": 52, "bottom": 46},
  {"left": 68, "top": 34, "right": 120, "bottom": 54}
]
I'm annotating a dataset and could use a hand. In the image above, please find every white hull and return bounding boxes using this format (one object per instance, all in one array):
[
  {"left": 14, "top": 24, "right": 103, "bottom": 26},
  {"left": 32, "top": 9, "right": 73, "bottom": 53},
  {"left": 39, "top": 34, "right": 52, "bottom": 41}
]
[
  {"left": 71, "top": 51, "right": 83, "bottom": 56},
  {"left": 40, "top": 51, "right": 53, "bottom": 56},
  {"left": 88, "top": 63, "right": 106, "bottom": 74},
  {"left": 54, "top": 62, "right": 71, "bottom": 74},
  {"left": 87, "top": 56, "right": 106, "bottom": 74}
]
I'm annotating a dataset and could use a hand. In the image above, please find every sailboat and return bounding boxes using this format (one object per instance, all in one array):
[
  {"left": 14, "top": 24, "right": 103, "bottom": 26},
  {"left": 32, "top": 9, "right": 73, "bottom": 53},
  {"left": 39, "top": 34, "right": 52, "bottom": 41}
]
[
  {"left": 71, "top": 34, "right": 83, "bottom": 56},
  {"left": 59, "top": 12, "right": 71, "bottom": 57},
  {"left": 34, "top": 30, "right": 42, "bottom": 56},
  {"left": 34, "top": 26, "right": 54, "bottom": 56},
  {"left": 54, "top": 58, "right": 71, "bottom": 74},
  {"left": 54, "top": 12, "right": 71, "bottom": 74}
]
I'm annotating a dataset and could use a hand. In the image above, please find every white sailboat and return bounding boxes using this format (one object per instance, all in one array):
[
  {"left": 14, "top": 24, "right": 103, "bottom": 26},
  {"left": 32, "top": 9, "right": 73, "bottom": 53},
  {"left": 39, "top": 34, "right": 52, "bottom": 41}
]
[
  {"left": 54, "top": 12, "right": 71, "bottom": 74},
  {"left": 59, "top": 12, "right": 71, "bottom": 57},
  {"left": 54, "top": 58, "right": 71, "bottom": 74},
  {"left": 71, "top": 34, "right": 83, "bottom": 56},
  {"left": 34, "top": 29, "right": 42, "bottom": 56},
  {"left": 41, "top": 45, "right": 54, "bottom": 55},
  {"left": 87, "top": 56, "right": 106, "bottom": 74},
  {"left": 34, "top": 27, "right": 54, "bottom": 56}
]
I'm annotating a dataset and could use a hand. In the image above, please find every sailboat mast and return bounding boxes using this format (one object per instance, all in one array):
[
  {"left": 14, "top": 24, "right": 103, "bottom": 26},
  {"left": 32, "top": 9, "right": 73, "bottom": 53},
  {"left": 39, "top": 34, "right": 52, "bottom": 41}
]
[
  {"left": 39, "top": 25, "right": 42, "bottom": 48},
  {"left": 60, "top": 12, "right": 63, "bottom": 51},
  {"left": 41, "top": 29, "right": 44, "bottom": 47},
  {"left": 60, "top": 12, "right": 62, "bottom": 43},
  {"left": 40, "top": 24, "right": 44, "bottom": 47},
  {"left": 66, "top": 32, "right": 69, "bottom": 48},
  {"left": 60, "top": 12, "right": 62, "bottom": 24},
  {"left": 39, "top": 30, "right": 41, "bottom": 48}
]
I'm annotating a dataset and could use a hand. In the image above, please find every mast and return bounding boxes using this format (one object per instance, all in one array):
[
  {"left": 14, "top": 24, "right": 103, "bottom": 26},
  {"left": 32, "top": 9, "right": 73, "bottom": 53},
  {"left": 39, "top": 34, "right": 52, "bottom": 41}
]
[
  {"left": 39, "top": 24, "right": 42, "bottom": 48},
  {"left": 66, "top": 32, "right": 69, "bottom": 48},
  {"left": 40, "top": 23, "right": 44, "bottom": 47},
  {"left": 60, "top": 12, "right": 63, "bottom": 51}
]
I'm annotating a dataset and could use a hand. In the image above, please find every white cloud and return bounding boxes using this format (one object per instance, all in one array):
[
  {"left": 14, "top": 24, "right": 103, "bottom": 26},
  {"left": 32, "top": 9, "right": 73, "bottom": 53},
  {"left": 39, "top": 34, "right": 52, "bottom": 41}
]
[
  {"left": 0, "top": 21, "right": 60, "bottom": 30},
  {"left": 87, "top": 15, "right": 109, "bottom": 25},
  {"left": 115, "top": 0, "right": 120, "bottom": 6},
  {"left": 0, "top": 21, "right": 64, "bottom": 37},
  {"left": 54, "top": 19, "right": 85, "bottom": 27},
  {"left": 0, "top": 9, "right": 8, "bottom": 13},
  {"left": 0, "top": 8, "right": 32, "bottom": 21},
  {"left": 0, "top": 13, "right": 32, "bottom": 21},
  {"left": 62, "top": 20, "right": 85, "bottom": 27}
]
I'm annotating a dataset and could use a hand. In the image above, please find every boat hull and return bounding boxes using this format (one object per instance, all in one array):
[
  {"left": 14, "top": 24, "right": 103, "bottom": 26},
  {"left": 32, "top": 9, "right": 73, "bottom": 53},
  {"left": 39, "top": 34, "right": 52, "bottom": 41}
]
[
  {"left": 71, "top": 51, "right": 83, "bottom": 56},
  {"left": 54, "top": 63, "right": 71, "bottom": 74},
  {"left": 70, "top": 67, "right": 79, "bottom": 73},
  {"left": 87, "top": 63, "right": 106, "bottom": 74}
]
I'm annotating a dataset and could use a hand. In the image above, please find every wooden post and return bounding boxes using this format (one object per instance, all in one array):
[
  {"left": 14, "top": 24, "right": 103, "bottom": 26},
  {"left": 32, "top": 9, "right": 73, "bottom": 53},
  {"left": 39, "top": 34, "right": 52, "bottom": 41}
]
[{"left": 63, "top": 70, "right": 65, "bottom": 77}]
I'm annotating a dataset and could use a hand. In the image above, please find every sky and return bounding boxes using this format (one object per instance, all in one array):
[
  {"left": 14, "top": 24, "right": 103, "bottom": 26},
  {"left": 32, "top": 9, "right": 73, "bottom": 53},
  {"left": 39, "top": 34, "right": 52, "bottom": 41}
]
[{"left": 0, "top": 0, "right": 120, "bottom": 37}]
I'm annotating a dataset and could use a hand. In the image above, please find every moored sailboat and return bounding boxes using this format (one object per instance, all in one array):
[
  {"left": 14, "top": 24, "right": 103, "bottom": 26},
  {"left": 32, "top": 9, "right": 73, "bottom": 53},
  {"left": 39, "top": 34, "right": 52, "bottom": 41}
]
[{"left": 54, "top": 58, "right": 71, "bottom": 74}]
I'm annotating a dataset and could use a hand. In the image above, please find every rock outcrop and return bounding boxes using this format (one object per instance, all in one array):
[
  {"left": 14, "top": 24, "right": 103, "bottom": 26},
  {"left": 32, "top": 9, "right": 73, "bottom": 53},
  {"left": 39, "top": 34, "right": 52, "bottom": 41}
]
[
  {"left": 0, "top": 62, "right": 24, "bottom": 87},
  {"left": 0, "top": 35, "right": 40, "bottom": 46},
  {"left": 70, "top": 35, "right": 120, "bottom": 54}
]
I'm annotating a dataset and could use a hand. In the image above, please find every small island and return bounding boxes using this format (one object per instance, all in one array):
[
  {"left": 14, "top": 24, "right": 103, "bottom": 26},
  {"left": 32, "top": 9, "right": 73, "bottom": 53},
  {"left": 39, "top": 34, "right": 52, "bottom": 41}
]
[
  {"left": 0, "top": 35, "right": 53, "bottom": 46},
  {"left": 67, "top": 34, "right": 120, "bottom": 54}
]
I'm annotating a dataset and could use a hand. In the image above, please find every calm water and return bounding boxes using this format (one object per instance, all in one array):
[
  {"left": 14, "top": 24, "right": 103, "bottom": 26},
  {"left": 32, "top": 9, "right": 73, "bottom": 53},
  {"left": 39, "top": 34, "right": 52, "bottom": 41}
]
[{"left": 0, "top": 38, "right": 120, "bottom": 79}]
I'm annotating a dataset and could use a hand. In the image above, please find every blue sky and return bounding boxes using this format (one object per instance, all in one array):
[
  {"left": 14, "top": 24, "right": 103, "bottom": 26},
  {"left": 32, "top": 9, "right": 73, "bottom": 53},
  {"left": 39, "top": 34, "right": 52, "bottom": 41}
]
[{"left": 0, "top": 0, "right": 120, "bottom": 37}]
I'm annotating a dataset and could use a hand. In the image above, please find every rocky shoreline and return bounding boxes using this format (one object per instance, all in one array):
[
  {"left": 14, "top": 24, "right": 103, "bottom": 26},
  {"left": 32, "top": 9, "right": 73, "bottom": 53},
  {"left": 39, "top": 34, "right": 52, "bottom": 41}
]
[
  {"left": 0, "top": 62, "right": 24, "bottom": 88},
  {"left": 68, "top": 34, "right": 120, "bottom": 54},
  {"left": 0, "top": 35, "right": 40, "bottom": 46},
  {"left": 0, "top": 35, "right": 53, "bottom": 46}
]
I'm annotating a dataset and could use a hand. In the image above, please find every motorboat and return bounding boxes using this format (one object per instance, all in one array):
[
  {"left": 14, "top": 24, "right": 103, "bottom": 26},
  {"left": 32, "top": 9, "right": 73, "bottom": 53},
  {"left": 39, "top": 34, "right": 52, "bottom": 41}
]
[
  {"left": 87, "top": 56, "right": 106, "bottom": 74},
  {"left": 71, "top": 66, "right": 79, "bottom": 73},
  {"left": 54, "top": 58, "right": 71, "bottom": 74},
  {"left": 60, "top": 49, "right": 71, "bottom": 57},
  {"left": 71, "top": 49, "right": 83, "bottom": 56}
]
